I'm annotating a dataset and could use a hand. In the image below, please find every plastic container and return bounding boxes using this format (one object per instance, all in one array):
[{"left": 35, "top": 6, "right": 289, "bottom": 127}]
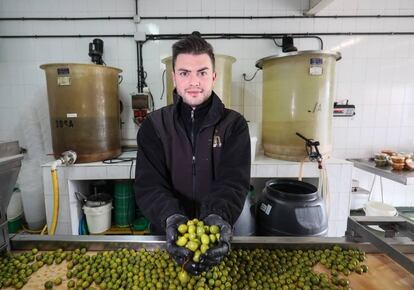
[
  {"left": 350, "top": 188, "right": 370, "bottom": 210},
  {"left": 365, "top": 201, "right": 397, "bottom": 217},
  {"left": 374, "top": 158, "right": 388, "bottom": 167},
  {"left": 256, "top": 51, "right": 341, "bottom": 161},
  {"left": 114, "top": 181, "right": 135, "bottom": 227},
  {"left": 7, "top": 187, "right": 24, "bottom": 220},
  {"left": 133, "top": 217, "right": 150, "bottom": 231},
  {"left": 8, "top": 215, "right": 23, "bottom": 233},
  {"left": 162, "top": 55, "right": 236, "bottom": 107},
  {"left": 83, "top": 202, "right": 112, "bottom": 234},
  {"left": 256, "top": 179, "right": 328, "bottom": 236}
]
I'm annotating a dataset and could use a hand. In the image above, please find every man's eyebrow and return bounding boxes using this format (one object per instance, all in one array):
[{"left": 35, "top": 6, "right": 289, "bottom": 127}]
[
  {"left": 177, "top": 68, "right": 191, "bottom": 72},
  {"left": 197, "top": 67, "right": 209, "bottom": 72}
]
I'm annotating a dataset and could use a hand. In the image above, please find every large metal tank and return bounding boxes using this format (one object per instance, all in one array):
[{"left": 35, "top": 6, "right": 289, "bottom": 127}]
[
  {"left": 162, "top": 54, "right": 236, "bottom": 107},
  {"left": 256, "top": 51, "right": 341, "bottom": 161},
  {"left": 40, "top": 63, "right": 122, "bottom": 163}
]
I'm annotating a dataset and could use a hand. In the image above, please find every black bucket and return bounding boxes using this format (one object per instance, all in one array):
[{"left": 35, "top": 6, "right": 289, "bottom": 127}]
[{"left": 256, "top": 179, "right": 328, "bottom": 236}]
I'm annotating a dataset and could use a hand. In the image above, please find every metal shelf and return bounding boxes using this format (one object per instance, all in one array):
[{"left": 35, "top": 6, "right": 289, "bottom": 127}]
[{"left": 348, "top": 158, "right": 414, "bottom": 185}]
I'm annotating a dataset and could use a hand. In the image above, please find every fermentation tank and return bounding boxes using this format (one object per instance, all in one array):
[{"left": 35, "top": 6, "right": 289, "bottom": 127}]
[
  {"left": 162, "top": 54, "right": 236, "bottom": 107},
  {"left": 256, "top": 51, "right": 341, "bottom": 161},
  {"left": 40, "top": 63, "right": 122, "bottom": 163}
]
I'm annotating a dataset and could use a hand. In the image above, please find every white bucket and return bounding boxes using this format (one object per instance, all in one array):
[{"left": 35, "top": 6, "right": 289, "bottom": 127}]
[
  {"left": 350, "top": 188, "right": 370, "bottom": 210},
  {"left": 364, "top": 201, "right": 397, "bottom": 217},
  {"left": 7, "top": 188, "right": 24, "bottom": 220},
  {"left": 83, "top": 202, "right": 112, "bottom": 234}
]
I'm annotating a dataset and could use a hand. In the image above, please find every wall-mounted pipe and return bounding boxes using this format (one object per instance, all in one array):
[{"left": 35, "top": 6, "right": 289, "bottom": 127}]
[
  {"left": 136, "top": 41, "right": 147, "bottom": 93},
  {"left": 1, "top": 32, "right": 414, "bottom": 39},
  {"left": 1, "top": 14, "right": 414, "bottom": 21},
  {"left": 1, "top": 31, "right": 413, "bottom": 107}
]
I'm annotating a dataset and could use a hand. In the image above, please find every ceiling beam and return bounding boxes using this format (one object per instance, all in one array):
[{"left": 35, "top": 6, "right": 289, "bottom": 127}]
[{"left": 304, "top": 0, "right": 335, "bottom": 16}]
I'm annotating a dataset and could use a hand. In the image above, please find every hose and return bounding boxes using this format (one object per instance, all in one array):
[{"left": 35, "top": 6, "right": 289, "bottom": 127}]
[
  {"left": 318, "top": 164, "right": 330, "bottom": 216},
  {"left": 49, "top": 159, "right": 62, "bottom": 235},
  {"left": 47, "top": 151, "right": 77, "bottom": 235}
]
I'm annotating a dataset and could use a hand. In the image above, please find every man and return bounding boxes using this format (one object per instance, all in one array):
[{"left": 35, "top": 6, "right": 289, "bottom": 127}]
[{"left": 134, "top": 32, "right": 250, "bottom": 275}]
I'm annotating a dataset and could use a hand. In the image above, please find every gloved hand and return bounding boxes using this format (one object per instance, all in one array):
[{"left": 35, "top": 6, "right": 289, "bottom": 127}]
[
  {"left": 199, "top": 214, "right": 232, "bottom": 271},
  {"left": 165, "top": 214, "right": 192, "bottom": 266}
]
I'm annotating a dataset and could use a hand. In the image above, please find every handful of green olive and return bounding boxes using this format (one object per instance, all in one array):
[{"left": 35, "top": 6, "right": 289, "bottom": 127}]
[{"left": 175, "top": 218, "right": 221, "bottom": 262}]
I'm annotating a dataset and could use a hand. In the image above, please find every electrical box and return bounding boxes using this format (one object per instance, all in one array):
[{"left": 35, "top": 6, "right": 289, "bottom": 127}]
[{"left": 333, "top": 101, "right": 355, "bottom": 117}]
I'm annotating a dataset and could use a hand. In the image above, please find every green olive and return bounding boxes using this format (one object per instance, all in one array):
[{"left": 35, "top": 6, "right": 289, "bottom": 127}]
[
  {"left": 53, "top": 277, "right": 62, "bottom": 285},
  {"left": 176, "top": 236, "right": 188, "bottom": 247},
  {"left": 44, "top": 280, "right": 53, "bottom": 289},
  {"left": 178, "top": 271, "right": 190, "bottom": 284},
  {"left": 201, "top": 234, "right": 210, "bottom": 245},
  {"left": 200, "top": 244, "right": 209, "bottom": 254},
  {"left": 186, "top": 241, "right": 199, "bottom": 252},
  {"left": 188, "top": 225, "right": 196, "bottom": 234},
  {"left": 209, "top": 225, "right": 219, "bottom": 234},
  {"left": 193, "top": 250, "right": 202, "bottom": 263},
  {"left": 177, "top": 224, "right": 188, "bottom": 234}
]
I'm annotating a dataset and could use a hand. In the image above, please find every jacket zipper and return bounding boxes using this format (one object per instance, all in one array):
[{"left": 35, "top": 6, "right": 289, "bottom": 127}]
[{"left": 191, "top": 109, "right": 197, "bottom": 217}]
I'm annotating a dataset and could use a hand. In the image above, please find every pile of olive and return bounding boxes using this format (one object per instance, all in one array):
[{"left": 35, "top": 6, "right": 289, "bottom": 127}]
[
  {"left": 0, "top": 245, "right": 368, "bottom": 289},
  {"left": 175, "top": 218, "right": 220, "bottom": 262},
  {"left": 0, "top": 247, "right": 70, "bottom": 289}
]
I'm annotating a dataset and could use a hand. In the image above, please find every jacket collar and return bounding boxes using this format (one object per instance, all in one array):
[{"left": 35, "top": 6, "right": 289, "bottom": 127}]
[{"left": 173, "top": 89, "right": 224, "bottom": 128}]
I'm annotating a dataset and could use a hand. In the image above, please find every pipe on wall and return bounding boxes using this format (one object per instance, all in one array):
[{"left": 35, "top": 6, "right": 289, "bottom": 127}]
[{"left": 1, "top": 14, "right": 414, "bottom": 21}]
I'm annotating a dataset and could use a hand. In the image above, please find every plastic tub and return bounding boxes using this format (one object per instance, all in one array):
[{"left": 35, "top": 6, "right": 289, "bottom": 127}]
[
  {"left": 350, "top": 189, "right": 370, "bottom": 210},
  {"left": 133, "top": 217, "right": 150, "bottom": 231},
  {"left": 365, "top": 201, "right": 397, "bottom": 217},
  {"left": 83, "top": 202, "right": 112, "bottom": 234}
]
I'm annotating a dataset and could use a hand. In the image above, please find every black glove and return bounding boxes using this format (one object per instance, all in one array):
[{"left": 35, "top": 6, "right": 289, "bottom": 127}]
[
  {"left": 199, "top": 214, "right": 232, "bottom": 271},
  {"left": 165, "top": 214, "right": 192, "bottom": 266}
]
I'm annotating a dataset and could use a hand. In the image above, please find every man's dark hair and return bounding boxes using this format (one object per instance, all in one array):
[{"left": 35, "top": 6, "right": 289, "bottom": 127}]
[{"left": 172, "top": 31, "right": 215, "bottom": 71}]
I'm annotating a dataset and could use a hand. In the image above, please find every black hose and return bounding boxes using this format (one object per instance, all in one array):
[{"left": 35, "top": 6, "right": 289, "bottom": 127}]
[
  {"left": 2, "top": 14, "right": 414, "bottom": 21},
  {"left": 1, "top": 32, "right": 414, "bottom": 39}
]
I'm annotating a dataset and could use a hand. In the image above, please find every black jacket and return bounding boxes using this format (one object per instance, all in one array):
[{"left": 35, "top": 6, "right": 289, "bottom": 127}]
[{"left": 134, "top": 91, "right": 251, "bottom": 234}]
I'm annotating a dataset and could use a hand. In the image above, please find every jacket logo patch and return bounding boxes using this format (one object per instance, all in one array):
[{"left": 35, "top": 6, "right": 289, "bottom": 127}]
[{"left": 213, "top": 135, "right": 222, "bottom": 148}]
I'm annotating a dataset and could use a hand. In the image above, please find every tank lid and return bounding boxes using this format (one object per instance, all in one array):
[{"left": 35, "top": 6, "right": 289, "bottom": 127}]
[
  {"left": 40, "top": 63, "right": 122, "bottom": 73},
  {"left": 255, "top": 50, "right": 341, "bottom": 69}
]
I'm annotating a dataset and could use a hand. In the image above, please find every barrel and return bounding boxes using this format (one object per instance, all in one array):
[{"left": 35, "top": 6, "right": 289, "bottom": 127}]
[
  {"left": 256, "top": 179, "right": 328, "bottom": 236},
  {"left": 40, "top": 63, "right": 122, "bottom": 163},
  {"left": 256, "top": 51, "right": 341, "bottom": 161}
]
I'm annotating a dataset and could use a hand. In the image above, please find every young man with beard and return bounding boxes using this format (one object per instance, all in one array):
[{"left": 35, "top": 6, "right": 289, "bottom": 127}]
[{"left": 135, "top": 32, "right": 251, "bottom": 275}]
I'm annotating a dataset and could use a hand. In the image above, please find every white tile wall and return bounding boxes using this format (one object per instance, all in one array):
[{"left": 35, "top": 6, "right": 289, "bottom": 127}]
[
  {"left": 2, "top": 0, "right": 414, "bottom": 234},
  {"left": 1, "top": 0, "right": 413, "bottom": 158}
]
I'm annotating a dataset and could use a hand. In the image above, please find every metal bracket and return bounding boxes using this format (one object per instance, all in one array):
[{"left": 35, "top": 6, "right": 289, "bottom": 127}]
[{"left": 346, "top": 216, "right": 414, "bottom": 274}]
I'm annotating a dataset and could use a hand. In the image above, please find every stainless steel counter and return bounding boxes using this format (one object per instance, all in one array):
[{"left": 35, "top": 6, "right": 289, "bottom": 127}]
[
  {"left": 8, "top": 234, "right": 414, "bottom": 254},
  {"left": 348, "top": 158, "right": 414, "bottom": 185}
]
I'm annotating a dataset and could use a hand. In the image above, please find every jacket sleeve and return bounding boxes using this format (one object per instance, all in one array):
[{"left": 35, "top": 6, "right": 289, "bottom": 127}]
[
  {"left": 199, "top": 115, "right": 251, "bottom": 225},
  {"left": 134, "top": 118, "right": 185, "bottom": 232}
]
